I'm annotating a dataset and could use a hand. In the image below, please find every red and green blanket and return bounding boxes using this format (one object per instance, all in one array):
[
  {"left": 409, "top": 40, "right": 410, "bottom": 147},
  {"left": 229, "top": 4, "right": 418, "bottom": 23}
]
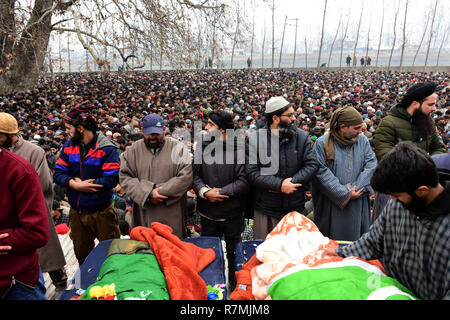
[{"left": 231, "top": 212, "right": 418, "bottom": 300}]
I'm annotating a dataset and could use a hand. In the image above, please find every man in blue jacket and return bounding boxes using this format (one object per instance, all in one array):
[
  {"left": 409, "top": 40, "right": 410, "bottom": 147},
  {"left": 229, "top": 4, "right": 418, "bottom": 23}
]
[
  {"left": 54, "top": 103, "right": 121, "bottom": 265},
  {"left": 246, "top": 96, "right": 319, "bottom": 240}
]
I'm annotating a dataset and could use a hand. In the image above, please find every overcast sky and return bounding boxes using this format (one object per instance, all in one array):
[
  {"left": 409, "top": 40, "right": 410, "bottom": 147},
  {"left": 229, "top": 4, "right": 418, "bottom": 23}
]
[{"left": 246, "top": 0, "right": 449, "bottom": 51}]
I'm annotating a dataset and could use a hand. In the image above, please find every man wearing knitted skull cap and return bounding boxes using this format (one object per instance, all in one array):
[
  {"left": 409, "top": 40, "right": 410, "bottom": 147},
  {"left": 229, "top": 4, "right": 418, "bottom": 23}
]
[{"left": 54, "top": 102, "right": 121, "bottom": 265}]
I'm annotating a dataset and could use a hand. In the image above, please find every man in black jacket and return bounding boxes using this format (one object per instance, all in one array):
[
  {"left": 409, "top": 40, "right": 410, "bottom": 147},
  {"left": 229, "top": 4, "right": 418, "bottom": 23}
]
[
  {"left": 246, "top": 96, "right": 319, "bottom": 240},
  {"left": 193, "top": 110, "right": 250, "bottom": 283}
]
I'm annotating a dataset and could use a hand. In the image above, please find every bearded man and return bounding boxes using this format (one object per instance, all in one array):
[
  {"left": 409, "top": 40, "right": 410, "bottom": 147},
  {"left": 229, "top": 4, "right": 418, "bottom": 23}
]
[
  {"left": 311, "top": 106, "right": 377, "bottom": 241},
  {"left": 119, "top": 114, "right": 193, "bottom": 238},
  {"left": 245, "top": 96, "right": 319, "bottom": 240},
  {"left": 373, "top": 82, "right": 446, "bottom": 222},
  {"left": 329, "top": 141, "right": 449, "bottom": 300},
  {"left": 54, "top": 103, "right": 121, "bottom": 265}
]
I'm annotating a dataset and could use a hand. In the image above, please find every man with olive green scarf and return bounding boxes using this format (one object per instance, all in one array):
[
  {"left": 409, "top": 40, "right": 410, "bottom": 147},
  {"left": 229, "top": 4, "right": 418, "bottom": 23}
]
[{"left": 311, "top": 106, "right": 377, "bottom": 241}]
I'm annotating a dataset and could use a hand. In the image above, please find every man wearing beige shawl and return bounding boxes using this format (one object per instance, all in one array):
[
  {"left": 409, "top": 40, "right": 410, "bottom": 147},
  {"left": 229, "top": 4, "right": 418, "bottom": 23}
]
[{"left": 119, "top": 114, "right": 193, "bottom": 238}]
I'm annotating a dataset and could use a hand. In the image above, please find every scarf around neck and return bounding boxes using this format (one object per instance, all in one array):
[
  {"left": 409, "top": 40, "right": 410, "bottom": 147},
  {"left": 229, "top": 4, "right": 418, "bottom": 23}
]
[{"left": 324, "top": 106, "right": 363, "bottom": 165}]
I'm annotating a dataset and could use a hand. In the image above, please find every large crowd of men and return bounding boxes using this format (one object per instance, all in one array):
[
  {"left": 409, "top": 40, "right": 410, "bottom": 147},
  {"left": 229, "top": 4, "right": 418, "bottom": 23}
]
[{"left": 0, "top": 69, "right": 449, "bottom": 300}]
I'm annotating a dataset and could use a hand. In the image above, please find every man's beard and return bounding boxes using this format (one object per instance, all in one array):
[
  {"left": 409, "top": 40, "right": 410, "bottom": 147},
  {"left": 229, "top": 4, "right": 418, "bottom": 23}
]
[
  {"left": 144, "top": 136, "right": 164, "bottom": 149},
  {"left": 344, "top": 128, "right": 359, "bottom": 143},
  {"left": 411, "top": 106, "right": 435, "bottom": 138},
  {"left": 278, "top": 119, "right": 298, "bottom": 140},
  {"left": 1, "top": 135, "right": 13, "bottom": 149},
  {"left": 71, "top": 129, "right": 83, "bottom": 144},
  {"left": 400, "top": 192, "right": 428, "bottom": 216}
]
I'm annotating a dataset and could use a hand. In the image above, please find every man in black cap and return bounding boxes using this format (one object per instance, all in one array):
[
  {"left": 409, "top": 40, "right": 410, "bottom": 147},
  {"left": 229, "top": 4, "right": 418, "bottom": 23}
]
[
  {"left": 372, "top": 82, "right": 447, "bottom": 223},
  {"left": 192, "top": 110, "right": 250, "bottom": 283}
]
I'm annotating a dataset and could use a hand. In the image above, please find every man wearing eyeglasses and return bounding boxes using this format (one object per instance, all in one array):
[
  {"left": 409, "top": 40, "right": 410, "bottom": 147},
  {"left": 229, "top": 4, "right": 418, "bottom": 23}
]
[{"left": 246, "top": 96, "right": 319, "bottom": 240}]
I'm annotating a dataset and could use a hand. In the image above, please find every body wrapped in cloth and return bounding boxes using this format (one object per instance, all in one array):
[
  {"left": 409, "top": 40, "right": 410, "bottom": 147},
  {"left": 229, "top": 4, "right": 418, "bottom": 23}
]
[{"left": 231, "top": 212, "right": 417, "bottom": 300}]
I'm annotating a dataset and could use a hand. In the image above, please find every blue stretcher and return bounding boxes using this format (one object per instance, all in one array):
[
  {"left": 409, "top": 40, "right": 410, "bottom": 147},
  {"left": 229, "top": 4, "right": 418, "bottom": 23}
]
[{"left": 59, "top": 236, "right": 227, "bottom": 300}]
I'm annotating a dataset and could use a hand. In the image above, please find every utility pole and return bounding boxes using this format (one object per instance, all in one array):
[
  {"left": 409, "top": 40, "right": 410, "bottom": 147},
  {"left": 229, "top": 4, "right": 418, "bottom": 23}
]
[
  {"left": 304, "top": 36, "right": 308, "bottom": 68},
  {"left": 262, "top": 23, "right": 266, "bottom": 68},
  {"left": 271, "top": 0, "right": 275, "bottom": 69},
  {"left": 365, "top": 9, "right": 372, "bottom": 67},
  {"left": 278, "top": 15, "right": 287, "bottom": 68},
  {"left": 293, "top": 18, "right": 298, "bottom": 68},
  {"left": 250, "top": 0, "right": 255, "bottom": 69},
  {"left": 317, "top": 0, "right": 328, "bottom": 69}
]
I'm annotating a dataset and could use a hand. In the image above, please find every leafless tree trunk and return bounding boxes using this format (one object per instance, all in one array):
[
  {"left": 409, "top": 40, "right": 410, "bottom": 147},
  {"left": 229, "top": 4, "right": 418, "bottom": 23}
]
[
  {"left": 339, "top": 6, "right": 351, "bottom": 69},
  {"left": 364, "top": 9, "right": 372, "bottom": 67},
  {"left": 352, "top": 4, "right": 364, "bottom": 68},
  {"left": 375, "top": 0, "right": 385, "bottom": 66},
  {"left": 399, "top": 0, "right": 409, "bottom": 69},
  {"left": 317, "top": 0, "right": 328, "bottom": 69},
  {"left": 160, "top": 38, "right": 163, "bottom": 70},
  {"left": 0, "top": 0, "right": 249, "bottom": 93},
  {"left": 424, "top": 0, "right": 438, "bottom": 66},
  {"left": 328, "top": 8, "right": 342, "bottom": 68},
  {"left": 436, "top": 22, "right": 448, "bottom": 66},
  {"left": 47, "top": 49, "right": 53, "bottom": 76},
  {"left": 413, "top": 16, "right": 429, "bottom": 66},
  {"left": 211, "top": 1, "right": 218, "bottom": 69},
  {"left": 231, "top": 9, "right": 240, "bottom": 69},
  {"left": 388, "top": 0, "right": 400, "bottom": 68}
]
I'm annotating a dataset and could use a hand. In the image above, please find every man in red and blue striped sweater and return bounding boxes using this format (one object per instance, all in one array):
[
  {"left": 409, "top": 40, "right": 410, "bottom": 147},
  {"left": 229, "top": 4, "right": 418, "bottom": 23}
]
[{"left": 54, "top": 103, "right": 121, "bottom": 265}]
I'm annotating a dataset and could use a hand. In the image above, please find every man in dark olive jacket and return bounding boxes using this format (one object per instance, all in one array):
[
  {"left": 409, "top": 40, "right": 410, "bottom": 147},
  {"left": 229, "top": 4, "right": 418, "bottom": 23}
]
[
  {"left": 373, "top": 82, "right": 447, "bottom": 222},
  {"left": 245, "top": 96, "right": 319, "bottom": 240},
  {"left": 193, "top": 110, "right": 250, "bottom": 282},
  {"left": 374, "top": 82, "right": 446, "bottom": 161}
]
